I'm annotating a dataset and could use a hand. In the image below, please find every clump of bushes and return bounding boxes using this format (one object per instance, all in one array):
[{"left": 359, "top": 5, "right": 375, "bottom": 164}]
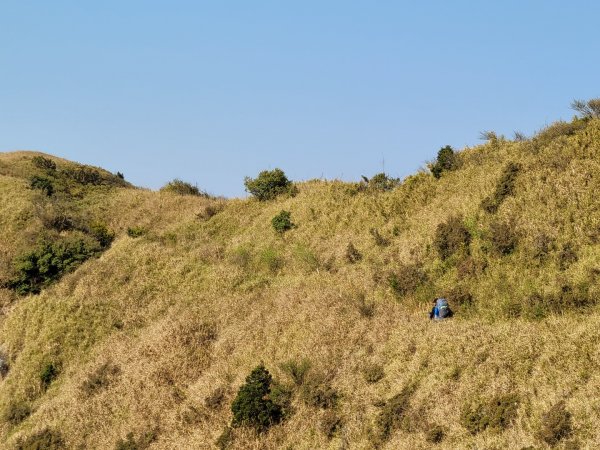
[
  {"left": 490, "top": 220, "right": 518, "bottom": 255},
  {"left": 460, "top": 393, "right": 519, "bottom": 435},
  {"left": 481, "top": 162, "right": 521, "bottom": 213},
  {"left": 280, "top": 359, "right": 311, "bottom": 386},
  {"left": 362, "top": 363, "right": 385, "bottom": 384},
  {"left": 345, "top": 242, "right": 362, "bottom": 263},
  {"left": 8, "top": 235, "right": 104, "bottom": 295},
  {"left": 65, "top": 166, "right": 102, "bottom": 185},
  {"left": 231, "top": 365, "right": 283, "bottom": 432},
  {"left": 115, "top": 430, "right": 157, "bottom": 450},
  {"left": 375, "top": 385, "right": 415, "bottom": 442},
  {"left": 160, "top": 179, "right": 206, "bottom": 196},
  {"left": 127, "top": 226, "right": 147, "bottom": 238},
  {"left": 81, "top": 362, "right": 121, "bottom": 396},
  {"left": 244, "top": 169, "right": 295, "bottom": 201},
  {"left": 535, "top": 401, "right": 572, "bottom": 446},
  {"left": 89, "top": 222, "right": 115, "bottom": 248},
  {"left": 32, "top": 155, "right": 57, "bottom": 171},
  {"left": 363, "top": 173, "right": 400, "bottom": 192},
  {"left": 271, "top": 210, "right": 294, "bottom": 234},
  {"left": 16, "top": 428, "right": 63, "bottom": 450},
  {"left": 40, "top": 362, "right": 60, "bottom": 390},
  {"left": 430, "top": 145, "right": 458, "bottom": 179},
  {"left": 434, "top": 215, "right": 471, "bottom": 260},
  {"left": 321, "top": 410, "right": 343, "bottom": 439},
  {"left": 4, "top": 400, "right": 31, "bottom": 425},
  {"left": 30, "top": 176, "right": 54, "bottom": 196},
  {"left": 388, "top": 263, "right": 426, "bottom": 297}
]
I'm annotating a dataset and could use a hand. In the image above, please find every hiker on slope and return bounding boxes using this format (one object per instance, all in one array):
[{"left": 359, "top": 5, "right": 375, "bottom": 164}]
[{"left": 429, "top": 297, "right": 453, "bottom": 320}]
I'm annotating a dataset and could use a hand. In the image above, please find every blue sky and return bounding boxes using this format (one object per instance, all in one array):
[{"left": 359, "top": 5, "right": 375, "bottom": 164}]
[{"left": 1, "top": 1, "right": 599, "bottom": 197}]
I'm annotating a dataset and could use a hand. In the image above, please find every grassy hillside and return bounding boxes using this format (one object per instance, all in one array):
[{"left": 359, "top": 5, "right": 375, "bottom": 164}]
[{"left": 1, "top": 114, "right": 600, "bottom": 449}]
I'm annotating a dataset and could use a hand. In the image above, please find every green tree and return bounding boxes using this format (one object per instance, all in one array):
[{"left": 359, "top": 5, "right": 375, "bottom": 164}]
[
  {"left": 430, "top": 145, "right": 458, "bottom": 179},
  {"left": 231, "top": 365, "right": 282, "bottom": 432},
  {"left": 244, "top": 169, "right": 294, "bottom": 201}
]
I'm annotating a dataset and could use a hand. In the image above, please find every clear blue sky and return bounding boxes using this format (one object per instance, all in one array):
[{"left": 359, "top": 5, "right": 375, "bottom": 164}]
[{"left": 1, "top": 1, "right": 599, "bottom": 197}]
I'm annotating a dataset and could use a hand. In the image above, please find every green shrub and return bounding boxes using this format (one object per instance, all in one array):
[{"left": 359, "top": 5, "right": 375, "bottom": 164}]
[
  {"left": 345, "top": 242, "right": 362, "bottom": 263},
  {"left": 231, "top": 365, "right": 283, "bottom": 432},
  {"left": 425, "top": 425, "right": 445, "bottom": 444},
  {"left": 363, "top": 363, "right": 384, "bottom": 384},
  {"left": 244, "top": 169, "right": 295, "bottom": 201},
  {"left": 4, "top": 400, "right": 31, "bottom": 425},
  {"left": 490, "top": 220, "right": 518, "bottom": 255},
  {"left": 114, "top": 430, "right": 157, "bottom": 450},
  {"left": 364, "top": 173, "right": 400, "bottom": 191},
  {"left": 271, "top": 210, "right": 294, "bottom": 234},
  {"left": 481, "top": 162, "right": 521, "bottom": 213},
  {"left": 40, "top": 362, "right": 59, "bottom": 389},
  {"left": 89, "top": 222, "right": 115, "bottom": 248},
  {"left": 8, "top": 237, "right": 102, "bottom": 295},
  {"left": 434, "top": 215, "right": 471, "bottom": 260},
  {"left": 16, "top": 428, "right": 63, "bottom": 450},
  {"left": 376, "top": 385, "right": 415, "bottom": 442},
  {"left": 160, "top": 179, "right": 206, "bottom": 196},
  {"left": 32, "top": 155, "right": 57, "bottom": 171},
  {"left": 81, "top": 362, "right": 121, "bottom": 396},
  {"left": 321, "top": 410, "right": 342, "bottom": 439},
  {"left": 535, "top": 401, "right": 572, "bottom": 446},
  {"left": 65, "top": 166, "right": 102, "bottom": 185},
  {"left": 127, "top": 226, "right": 147, "bottom": 238},
  {"left": 460, "top": 393, "right": 519, "bottom": 435},
  {"left": 388, "top": 263, "right": 426, "bottom": 297},
  {"left": 30, "top": 176, "right": 54, "bottom": 196},
  {"left": 430, "top": 145, "right": 458, "bottom": 179},
  {"left": 280, "top": 359, "right": 311, "bottom": 386}
]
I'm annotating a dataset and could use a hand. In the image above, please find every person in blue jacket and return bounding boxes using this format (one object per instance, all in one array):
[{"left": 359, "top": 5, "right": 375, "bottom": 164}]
[{"left": 429, "top": 297, "right": 453, "bottom": 320}]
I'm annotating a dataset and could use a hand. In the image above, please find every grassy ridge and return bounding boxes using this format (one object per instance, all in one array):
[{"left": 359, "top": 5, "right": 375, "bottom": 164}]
[{"left": 1, "top": 117, "right": 600, "bottom": 448}]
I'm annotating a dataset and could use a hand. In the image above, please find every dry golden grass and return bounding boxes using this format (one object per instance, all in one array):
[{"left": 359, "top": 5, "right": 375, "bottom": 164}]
[{"left": 1, "top": 119, "right": 600, "bottom": 449}]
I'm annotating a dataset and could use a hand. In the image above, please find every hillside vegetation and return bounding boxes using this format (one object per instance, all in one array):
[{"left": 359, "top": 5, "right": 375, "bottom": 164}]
[{"left": 1, "top": 109, "right": 600, "bottom": 449}]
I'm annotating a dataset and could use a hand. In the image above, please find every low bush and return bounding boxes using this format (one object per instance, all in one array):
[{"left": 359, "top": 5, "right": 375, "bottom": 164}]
[
  {"left": 364, "top": 173, "right": 401, "bottom": 191},
  {"left": 244, "top": 169, "right": 295, "bottom": 201},
  {"left": 196, "top": 202, "right": 224, "bottom": 220},
  {"left": 8, "top": 237, "right": 102, "bottom": 295},
  {"left": 30, "top": 176, "right": 54, "bottom": 196},
  {"left": 160, "top": 179, "right": 206, "bottom": 196},
  {"left": 271, "top": 210, "right": 294, "bottom": 234},
  {"left": 205, "top": 386, "right": 227, "bottom": 409},
  {"left": 4, "top": 400, "right": 31, "bottom": 425},
  {"left": 481, "top": 162, "right": 521, "bottom": 213},
  {"left": 425, "top": 424, "right": 445, "bottom": 444},
  {"left": 300, "top": 373, "right": 338, "bottom": 409},
  {"left": 533, "top": 120, "right": 586, "bottom": 146},
  {"left": 114, "top": 430, "right": 157, "bottom": 450},
  {"left": 345, "top": 242, "right": 362, "bottom": 263},
  {"left": 321, "top": 410, "right": 342, "bottom": 439},
  {"left": 0, "top": 351, "right": 9, "bottom": 378},
  {"left": 81, "top": 362, "right": 121, "bottom": 396},
  {"left": 460, "top": 393, "right": 519, "bottom": 435},
  {"left": 127, "top": 226, "right": 147, "bottom": 238},
  {"left": 32, "top": 155, "right": 57, "bottom": 171},
  {"left": 259, "top": 247, "right": 283, "bottom": 273},
  {"left": 376, "top": 385, "right": 415, "bottom": 442},
  {"left": 536, "top": 401, "right": 572, "bottom": 446},
  {"left": 558, "top": 243, "right": 578, "bottom": 270},
  {"left": 231, "top": 365, "right": 283, "bottom": 432},
  {"left": 40, "top": 362, "right": 59, "bottom": 390},
  {"left": 434, "top": 215, "right": 471, "bottom": 260},
  {"left": 388, "top": 263, "right": 426, "bottom": 297},
  {"left": 430, "top": 145, "right": 458, "bottom": 179},
  {"left": 456, "top": 256, "right": 486, "bottom": 279},
  {"left": 369, "top": 228, "right": 389, "bottom": 246},
  {"left": 89, "top": 222, "right": 115, "bottom": 248},
  {"left": 16, "top": 428, "right": 63, "bottom": 450},
  {"left": 571, "top": 98, "right": 600, "bottom": 119},
  {"left": 355, "top": 292, "right": 375, "bottom": 318},
  {"left": 490, "top": 220, "right": 518, "bottom": 255},
  {"left": 65, "top": 166, "right": 102, "bottom": 185},
  {"left": 280, "top": 359, "right": 311, "bottom": 386},
  {"left": 362, "top": 363, "right": 384, "bottom": 384}
]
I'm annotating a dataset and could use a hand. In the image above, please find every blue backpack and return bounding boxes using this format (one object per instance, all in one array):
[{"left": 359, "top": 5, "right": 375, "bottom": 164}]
[{"left": 436, "top": 298, "right": 451, "bottom": 319}]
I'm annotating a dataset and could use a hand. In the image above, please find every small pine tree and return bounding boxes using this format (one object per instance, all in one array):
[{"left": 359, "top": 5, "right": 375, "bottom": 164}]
[
  {"left": 231, "top": 365, "right": 282, "bottom": 432},
  {"left": 430, "top": 145, "right": 458, "bottom": 179}
]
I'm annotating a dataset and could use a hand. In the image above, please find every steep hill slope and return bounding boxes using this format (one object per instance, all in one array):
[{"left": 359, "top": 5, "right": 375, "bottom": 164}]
[{"left": 1, "top": 116, "right": 600, "bottom": 449}]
